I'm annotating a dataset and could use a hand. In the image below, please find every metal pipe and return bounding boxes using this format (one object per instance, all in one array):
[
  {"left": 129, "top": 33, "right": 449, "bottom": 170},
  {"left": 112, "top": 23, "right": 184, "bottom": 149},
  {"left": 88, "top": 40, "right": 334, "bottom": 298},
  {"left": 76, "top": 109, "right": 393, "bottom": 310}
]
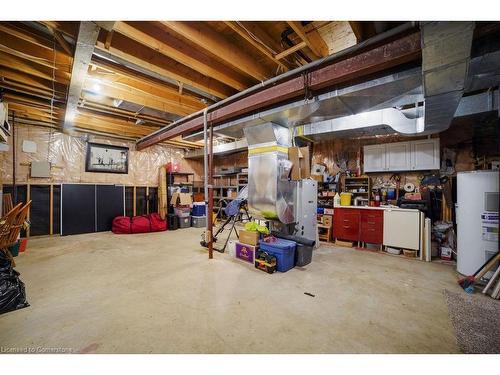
[
  {"left": 12, "top": 111, "right": 17, "bottom": 203},
  {"left": 208, "top": 123, "right": 214, "bottom": 259},
  {"left": 137, "top": 22, "right": 417, "bottom": 145},
  {"left": 203, "top": 108, "right": 208, "bottom": 200}
]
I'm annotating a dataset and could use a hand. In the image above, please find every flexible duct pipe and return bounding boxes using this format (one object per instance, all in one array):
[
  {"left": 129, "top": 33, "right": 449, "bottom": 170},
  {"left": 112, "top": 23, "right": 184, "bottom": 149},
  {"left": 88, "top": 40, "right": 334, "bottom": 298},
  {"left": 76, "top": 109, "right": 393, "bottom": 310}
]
[{"left": 138, "top": 22, "right": 417, "bottom": 145}]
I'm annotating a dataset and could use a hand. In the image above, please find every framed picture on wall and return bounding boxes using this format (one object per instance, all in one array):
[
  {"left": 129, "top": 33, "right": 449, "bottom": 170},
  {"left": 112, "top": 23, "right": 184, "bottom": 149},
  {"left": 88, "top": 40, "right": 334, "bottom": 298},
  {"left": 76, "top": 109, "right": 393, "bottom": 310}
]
[{"left": 85, "top": 142, "right": 129, "bottom": 174}]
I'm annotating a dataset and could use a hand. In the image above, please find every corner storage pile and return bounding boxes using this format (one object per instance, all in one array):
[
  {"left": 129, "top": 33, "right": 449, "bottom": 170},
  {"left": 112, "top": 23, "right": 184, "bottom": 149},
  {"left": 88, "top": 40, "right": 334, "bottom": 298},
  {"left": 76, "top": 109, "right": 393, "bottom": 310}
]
[{"left": 231, "top": 227, "right": 315, "bottom": 273}]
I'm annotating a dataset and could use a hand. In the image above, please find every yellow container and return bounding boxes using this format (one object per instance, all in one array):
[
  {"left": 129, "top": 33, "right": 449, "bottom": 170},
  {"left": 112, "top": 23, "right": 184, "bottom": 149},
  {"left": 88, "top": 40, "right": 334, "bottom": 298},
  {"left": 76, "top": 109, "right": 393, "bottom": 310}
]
[{"left": 340, "top": 192, "right": 352, "bottom": 206}]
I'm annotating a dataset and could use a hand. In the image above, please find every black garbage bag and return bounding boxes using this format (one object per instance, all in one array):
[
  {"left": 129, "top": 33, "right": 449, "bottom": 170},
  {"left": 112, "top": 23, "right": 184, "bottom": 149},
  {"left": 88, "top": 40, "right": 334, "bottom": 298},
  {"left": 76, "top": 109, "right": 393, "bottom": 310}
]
[{"left": 0, "top": 251, "right": 29, "bottom": 315}]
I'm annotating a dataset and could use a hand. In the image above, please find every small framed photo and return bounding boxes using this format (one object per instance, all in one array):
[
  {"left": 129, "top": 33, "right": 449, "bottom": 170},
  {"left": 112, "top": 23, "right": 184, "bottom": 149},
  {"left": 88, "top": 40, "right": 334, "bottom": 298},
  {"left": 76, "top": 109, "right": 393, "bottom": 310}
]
[{"left": 85, "top": 142, "right": 129, "bottom": 174}]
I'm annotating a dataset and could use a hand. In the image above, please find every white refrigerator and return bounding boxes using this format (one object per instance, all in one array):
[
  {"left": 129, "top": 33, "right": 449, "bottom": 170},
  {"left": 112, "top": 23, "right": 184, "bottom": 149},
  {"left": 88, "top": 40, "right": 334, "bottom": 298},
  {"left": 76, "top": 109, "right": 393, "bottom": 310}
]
[{"left": 456, "top": 171, "right": 499, "bottom": 275}]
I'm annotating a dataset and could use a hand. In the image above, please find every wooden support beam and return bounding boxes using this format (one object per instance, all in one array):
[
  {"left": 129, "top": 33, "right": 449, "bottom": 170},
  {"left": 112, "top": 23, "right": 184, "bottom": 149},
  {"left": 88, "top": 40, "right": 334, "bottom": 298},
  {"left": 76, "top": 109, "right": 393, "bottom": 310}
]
[
  {"left": 82, "top": 79, "right": 195, "bottom": 116},
  {"left": 104, "top": 30, "right": 114, "bottom": 50},
  {"left": 348, "top": 21, "right": 364, "bottom": 43},
  {"left": 51, "top": 29, "right": 73, "bottom": 56},
  {"left": 160, "top": 21, "right": 272, "bottom": 81},
  {"left": 136, "top": 32, "right": 422, "bottom": 149},
  {"left": 223, "top": 21, "right": 289, "bottom": 71},
  {"left": 114, "top": 22, "right": 252, "bottom": 91},
  {"left": 95, "top": 29, "right": 235, "bottom": 99},
  {"left": 88, "top": 59, "right": 206, "bottom": 110},
  {"left": 287, "top": 21, "right": 329, "bottom": 58},
  {"left": 275, "top": 41, "right": 307, "bottom": 60},
  {"left": 0, "top": 53, "right": 71, "bottom": 85}
]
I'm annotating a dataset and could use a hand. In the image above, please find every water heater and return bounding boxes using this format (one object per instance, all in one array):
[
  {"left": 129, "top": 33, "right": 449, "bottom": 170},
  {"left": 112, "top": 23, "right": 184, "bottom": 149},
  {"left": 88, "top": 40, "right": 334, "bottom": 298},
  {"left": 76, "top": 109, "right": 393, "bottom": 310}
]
[{"left": 456, "top": 170, "right": 499, "bottom": 275}]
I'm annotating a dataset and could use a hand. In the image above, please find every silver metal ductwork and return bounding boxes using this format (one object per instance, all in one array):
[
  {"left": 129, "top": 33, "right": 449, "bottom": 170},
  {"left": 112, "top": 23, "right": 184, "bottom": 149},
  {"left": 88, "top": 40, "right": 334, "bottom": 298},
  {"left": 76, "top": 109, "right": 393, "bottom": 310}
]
[
  {"left": 184, "top": 139, "right": 248, "bottom": 159},
  {"left": 244, "top": 123, "right": 296, "bottom": 224},
  {"left": 421, "top": 21, "right": 475, "bottom": 134},
  {"left": 302, "top": 107, "right": 424, "bottom": 140}
]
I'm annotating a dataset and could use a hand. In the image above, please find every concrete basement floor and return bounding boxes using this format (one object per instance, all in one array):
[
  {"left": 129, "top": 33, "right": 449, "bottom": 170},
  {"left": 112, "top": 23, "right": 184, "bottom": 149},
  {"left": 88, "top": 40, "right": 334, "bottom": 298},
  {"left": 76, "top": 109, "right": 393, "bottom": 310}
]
[{"left": 0, "top": 228, "right": 462, "bottom": 353}]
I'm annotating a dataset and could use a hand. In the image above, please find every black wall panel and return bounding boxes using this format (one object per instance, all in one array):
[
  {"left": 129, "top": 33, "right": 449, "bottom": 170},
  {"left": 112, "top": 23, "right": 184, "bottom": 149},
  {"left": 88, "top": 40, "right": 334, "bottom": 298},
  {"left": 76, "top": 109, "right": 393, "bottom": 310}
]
[
  {"left": 53, "top": 185, "right": 61, "bottom": 235},
  {"left": 3, "top": 185, "right": 28, "bottom": 205},
  {"left": 125, "top": 186, "right": 134, "bottom": 217},
  {"left": 61, "top": 184, "right": 96, "bottom": 236},
  {"left": 29, "top": 185, "right": 50, "bottom": 236},
  {"left": 3, "top": 185, "right": 28, "bottom": 237},
  {"left": 96, "top": 185, "right": 124, "bottom": 232},
  {"left": 148, "top": 187, "right": 158, "bottom": 214},
  {"left": 135, "top": 187, "right": 147, "bottom": 216}
]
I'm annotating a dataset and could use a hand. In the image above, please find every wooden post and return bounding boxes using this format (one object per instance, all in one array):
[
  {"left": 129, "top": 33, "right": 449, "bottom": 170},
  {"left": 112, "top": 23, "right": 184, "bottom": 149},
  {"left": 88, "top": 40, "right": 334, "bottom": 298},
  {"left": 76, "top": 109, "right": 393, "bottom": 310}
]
[{"left": 133, "top": 186, "right": 136, "bottom": 216}]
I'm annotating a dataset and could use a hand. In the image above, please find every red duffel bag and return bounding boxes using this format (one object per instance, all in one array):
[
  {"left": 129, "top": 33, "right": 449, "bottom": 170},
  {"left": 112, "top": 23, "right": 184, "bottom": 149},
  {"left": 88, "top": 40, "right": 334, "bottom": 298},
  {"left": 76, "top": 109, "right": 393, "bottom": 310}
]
[
  {"left": 131, "top": 215, "right": 151, "bottom": 234},
  {"left": 112, "top": 216, "right": 132, "bottom": 234},
  {"left": 149, "top": 213, "right": 167, "bottom": 232}
]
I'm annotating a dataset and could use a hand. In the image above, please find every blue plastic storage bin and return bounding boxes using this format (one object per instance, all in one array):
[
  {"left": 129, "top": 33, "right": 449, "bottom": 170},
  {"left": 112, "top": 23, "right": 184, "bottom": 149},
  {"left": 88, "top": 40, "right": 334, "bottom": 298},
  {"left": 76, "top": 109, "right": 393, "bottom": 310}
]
[
  {"left": 259, "top": 238, "right": 296, "bottom": 272},
  {"left": 192, "top": 203, "right": 206, "bottom": 216}
]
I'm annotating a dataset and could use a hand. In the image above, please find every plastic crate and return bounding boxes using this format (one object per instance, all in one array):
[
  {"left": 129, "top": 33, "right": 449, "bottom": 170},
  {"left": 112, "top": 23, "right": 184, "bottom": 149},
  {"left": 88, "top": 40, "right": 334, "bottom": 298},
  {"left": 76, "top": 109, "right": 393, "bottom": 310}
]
[
  {"left": 192, "top": 202, "right": 206, "bottom": 217},
  {"left": 259, "top": 238, "right": 296, "bottom": 272},
  {"left": 191, "top": 216, "right": 207, "bottom": 228},
  {"left": 178, "top": 215, "right": 191, "bottom": 228}
]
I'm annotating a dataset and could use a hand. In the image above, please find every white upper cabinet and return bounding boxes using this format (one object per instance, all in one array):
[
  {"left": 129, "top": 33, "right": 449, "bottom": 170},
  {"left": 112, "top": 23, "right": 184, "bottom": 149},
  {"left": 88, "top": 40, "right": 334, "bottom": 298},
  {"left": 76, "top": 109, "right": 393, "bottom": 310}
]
[
  {"left": 411, "top": 138, "right": 440, "bottom": 170},
  {"left": 386, "top": 142, "right": 411, "bottom": 171},
  {"left": 363, "top": 144, "right": 386, "bottom": 172},
  {"left": 363, "top": 138, "right": 440, "bottom": 173}
]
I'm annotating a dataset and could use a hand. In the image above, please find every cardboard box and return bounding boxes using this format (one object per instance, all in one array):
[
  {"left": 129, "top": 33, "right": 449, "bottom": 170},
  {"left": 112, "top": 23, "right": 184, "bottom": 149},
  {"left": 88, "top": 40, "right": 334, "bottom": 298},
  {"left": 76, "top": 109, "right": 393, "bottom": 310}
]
[
  {"left": 170, "top": 192, "right": 193, "bottom": 206},
  {"left": 311, "top": 174, "right": 323, "bottom": 182},
  {"left": 288, "top": 146, "right": 311, "bottom": 180},
  {"left": 235, "top": 242, "right": 256, "bottom": 264},
  {"left": 324, "top": 208, "right": 334, "bottom": 215},
  {"left": 323, "top": 215, "right": 333, "bottom": 227},
  {"left": 239, "top": 230, "right": 260, "bottom": 246}
]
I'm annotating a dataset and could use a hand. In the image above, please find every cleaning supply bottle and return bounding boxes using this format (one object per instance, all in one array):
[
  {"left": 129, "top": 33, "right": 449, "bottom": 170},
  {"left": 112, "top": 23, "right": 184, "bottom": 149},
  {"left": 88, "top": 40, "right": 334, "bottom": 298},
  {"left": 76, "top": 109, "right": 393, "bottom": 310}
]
[{"left": 333, "top": 192, "right": 341, "bottom": 207}]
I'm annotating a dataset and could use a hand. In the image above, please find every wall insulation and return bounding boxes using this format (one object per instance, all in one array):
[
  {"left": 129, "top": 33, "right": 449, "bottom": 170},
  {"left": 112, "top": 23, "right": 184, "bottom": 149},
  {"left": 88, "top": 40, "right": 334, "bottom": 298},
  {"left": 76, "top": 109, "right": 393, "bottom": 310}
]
[{"left": 0, "top": 124, "right": 196, "bottom": 186}]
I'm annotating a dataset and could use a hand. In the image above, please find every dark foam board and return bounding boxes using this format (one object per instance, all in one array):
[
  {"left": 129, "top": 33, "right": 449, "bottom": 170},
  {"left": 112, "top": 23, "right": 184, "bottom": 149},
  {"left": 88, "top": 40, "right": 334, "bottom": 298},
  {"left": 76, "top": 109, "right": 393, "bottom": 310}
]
[
  {"left": 96, "top": 185, "right": 124, "bottom": 232},
  {"left": 29, "top": 185, "right": 50, "bottom": 236},
  {"left": 61, "top": 184, "right": 96, "bottom": 236},
  {"left": 135, "top": 187, "right": 147, "bottom": 216},
  {"left": 148, "top": 187, "right": 158, "bottom": 214},
  {"left": 125, "top": 186, "right": 134, "bottom": 217},
  {"left": 53, "top": 185, "right": 61, "bottom": 235}
]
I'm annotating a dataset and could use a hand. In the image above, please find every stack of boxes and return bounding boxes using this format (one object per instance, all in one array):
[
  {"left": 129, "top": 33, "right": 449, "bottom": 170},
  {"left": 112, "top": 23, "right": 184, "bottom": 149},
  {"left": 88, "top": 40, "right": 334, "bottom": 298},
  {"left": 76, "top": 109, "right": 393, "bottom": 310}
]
[
  {"left": 170, "top": 192, "right": 192, "bottom": 229},
  {"left": 234, "top": 230, "right": 260, "bottom": 265},
  {"left": 191, "top": 202, "right": 207, "bottom": 228}
]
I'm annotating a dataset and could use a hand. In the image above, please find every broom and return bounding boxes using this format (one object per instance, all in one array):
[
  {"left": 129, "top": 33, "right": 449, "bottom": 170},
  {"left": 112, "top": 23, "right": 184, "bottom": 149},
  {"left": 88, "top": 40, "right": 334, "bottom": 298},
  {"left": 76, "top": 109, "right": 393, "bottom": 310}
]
[{"left": 458, "top": 251, "right": 500, "bottom": 293}]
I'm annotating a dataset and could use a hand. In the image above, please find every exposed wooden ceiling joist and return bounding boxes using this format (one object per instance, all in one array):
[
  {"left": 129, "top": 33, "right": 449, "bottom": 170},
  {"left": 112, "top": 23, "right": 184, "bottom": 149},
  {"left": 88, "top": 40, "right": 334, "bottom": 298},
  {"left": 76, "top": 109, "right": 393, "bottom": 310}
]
[
  {"left": 95, "top": 29, "right": 235, "bottom": 99},
  {"left": 286, "top": 21, "right": 329, "bottom": 58},
  {"left": 222, "top": 21, "right": 289, "bottom": 72},
  {"left": 87, "top": 66, "right": 205, "bottom": 114},
  {"left": 114, "top": 22, "right": 252, "bottom": 91},
  {"left": 160, "top": 21, "right": 273, "bottom": 81}
]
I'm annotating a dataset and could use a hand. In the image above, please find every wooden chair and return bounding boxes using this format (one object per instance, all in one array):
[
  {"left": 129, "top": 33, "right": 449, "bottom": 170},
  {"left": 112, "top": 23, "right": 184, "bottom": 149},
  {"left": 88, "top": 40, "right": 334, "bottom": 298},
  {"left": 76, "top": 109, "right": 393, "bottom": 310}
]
[
  {"left": 2, "top": 193, "right": 13, "bottom": 216},
  {"left": 0, "top": 201, "right": 31, "bottom": 268}
]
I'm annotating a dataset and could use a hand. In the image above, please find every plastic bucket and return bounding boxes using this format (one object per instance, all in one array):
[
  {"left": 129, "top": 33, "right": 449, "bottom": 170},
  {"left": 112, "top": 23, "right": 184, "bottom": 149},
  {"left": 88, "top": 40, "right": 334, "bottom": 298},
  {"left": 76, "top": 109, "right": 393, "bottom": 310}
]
[{"left": 340, "top": 193, "right": 352, "bottom": 206}]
